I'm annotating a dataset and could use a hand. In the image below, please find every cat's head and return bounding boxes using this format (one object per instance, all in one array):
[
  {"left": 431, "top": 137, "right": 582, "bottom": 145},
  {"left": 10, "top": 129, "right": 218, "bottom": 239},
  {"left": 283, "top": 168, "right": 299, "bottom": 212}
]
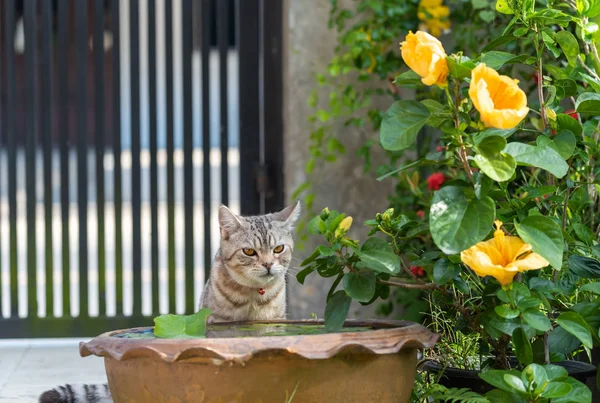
[{"left": 218, "top": 202, "right": 301, "bottom": 287}]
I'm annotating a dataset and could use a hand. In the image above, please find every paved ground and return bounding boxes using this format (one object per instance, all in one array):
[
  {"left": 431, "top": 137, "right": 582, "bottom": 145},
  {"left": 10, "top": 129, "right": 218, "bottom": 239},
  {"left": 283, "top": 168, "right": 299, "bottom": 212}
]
[{"left": 0, "top": 341, "right": 106, "bottom": 403}]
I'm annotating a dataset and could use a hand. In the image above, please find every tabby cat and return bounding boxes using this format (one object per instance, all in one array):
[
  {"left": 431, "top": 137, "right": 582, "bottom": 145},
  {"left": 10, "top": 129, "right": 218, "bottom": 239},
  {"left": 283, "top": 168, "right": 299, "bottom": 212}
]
[{"left": 38, "top": 202, "right": 300, "bottom": 403}]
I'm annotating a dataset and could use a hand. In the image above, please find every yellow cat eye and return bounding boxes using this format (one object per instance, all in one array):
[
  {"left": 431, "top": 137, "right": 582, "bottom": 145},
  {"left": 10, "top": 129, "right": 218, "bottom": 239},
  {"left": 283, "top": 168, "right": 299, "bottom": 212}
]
[
  {"left": 242, "top": 248, "right": 257, "bottom": 256},
  {"left": 273, "top": 245, "right": 284, "bottom": 254}
]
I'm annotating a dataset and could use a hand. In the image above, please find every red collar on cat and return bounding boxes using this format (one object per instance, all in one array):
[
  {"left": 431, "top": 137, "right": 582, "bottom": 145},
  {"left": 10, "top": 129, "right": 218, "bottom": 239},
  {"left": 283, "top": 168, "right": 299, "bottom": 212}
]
[{"left": 258, "top": 288, "right": 265, "bottom": 295}]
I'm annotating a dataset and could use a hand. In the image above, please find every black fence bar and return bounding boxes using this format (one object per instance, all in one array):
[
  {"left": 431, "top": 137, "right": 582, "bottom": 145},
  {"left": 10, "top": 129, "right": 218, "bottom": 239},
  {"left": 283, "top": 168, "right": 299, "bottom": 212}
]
[
  {"left": 218, "top": 0, "right": 229, "bottom": 207},
  {"left": 182, "top": 0, "right": 194, "bottom": 314},
  {"left": 58, "top": 0, "right": 70, "bottom": 317},
  {"left": 0, "top": 0, "right": 284, "bottom": 337},
  {"left": 112, "top": 0, "right": 124, "bottom": 316},
  {"left": 201, "top": 0, "right": 212, "bottom": 281},
  {"left": 238, "top": 0, "right": 261, "bottom": 215},
  {"left": 7, "top": 3, "right": 17, "bottom": 317},
  {"left": 76, "top": 0, "right": 89, "bottom": 318},
  {"left": 262, "top": 0, "right": 284, "bottom": 213},
  {"left": 148, "top": 0, "right": 159, "bottom": 315},
  {"left": 165, "top": 0, "right": 176, "bottom": 314},
  {"left": 24, "top": 0, "right": 38, "bottom": 318},
  {"left": 130, "top": 0, "right": 142, "bottom": 317},
  {"left": 4, "top": 0, "right": 17, "bottom": 318},
  {"left": 41, "top": 0, "right": 54, "bottom": 318},
  {"left": 95, "top": 0, "right": 107, "bottom": 317}
]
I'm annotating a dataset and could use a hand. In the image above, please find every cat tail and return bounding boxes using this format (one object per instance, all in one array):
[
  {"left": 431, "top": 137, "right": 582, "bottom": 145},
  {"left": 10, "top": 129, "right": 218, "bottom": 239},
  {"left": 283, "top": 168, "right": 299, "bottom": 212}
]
[{"left": 39, "top": 383, "right": 112, "bottom": 403}]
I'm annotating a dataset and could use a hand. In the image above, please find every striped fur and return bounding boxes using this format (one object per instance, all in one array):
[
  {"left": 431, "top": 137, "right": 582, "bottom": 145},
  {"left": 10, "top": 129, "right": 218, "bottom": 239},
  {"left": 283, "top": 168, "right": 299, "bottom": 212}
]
[
  {"left": 38, "top": 203, "right": 300, "bottom": 403},
  {"left": 39, "top": 384, "right": 112, "bottom": 403},
  {"left": 200, "top": 202, "right": 300, "bottom": 322}
]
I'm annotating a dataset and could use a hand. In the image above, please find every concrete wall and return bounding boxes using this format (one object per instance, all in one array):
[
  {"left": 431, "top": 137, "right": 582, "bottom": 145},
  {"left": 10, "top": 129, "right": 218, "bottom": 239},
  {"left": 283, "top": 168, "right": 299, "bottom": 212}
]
[{"left": 283, "top": 0, "right": 397, "bottom": 319}]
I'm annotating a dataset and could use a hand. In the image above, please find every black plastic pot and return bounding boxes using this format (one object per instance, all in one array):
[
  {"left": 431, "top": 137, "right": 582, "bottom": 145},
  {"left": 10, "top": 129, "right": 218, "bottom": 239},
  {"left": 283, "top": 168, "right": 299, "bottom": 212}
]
[{"left": 423, "top": 359, "right": 597, "bottom": 395}]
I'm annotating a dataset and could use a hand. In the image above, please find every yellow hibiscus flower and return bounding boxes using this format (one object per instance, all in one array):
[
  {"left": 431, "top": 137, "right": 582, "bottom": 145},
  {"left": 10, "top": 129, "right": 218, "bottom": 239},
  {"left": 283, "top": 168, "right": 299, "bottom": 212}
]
[
  {"left": 469, "top": 63, "right": 530, "bottom": 129},
  {"left": 400, "top": 31, "right": 449, "bottom": 87},
  {"left": 460, "top": 221, "right": 549, "bottom": 286}
]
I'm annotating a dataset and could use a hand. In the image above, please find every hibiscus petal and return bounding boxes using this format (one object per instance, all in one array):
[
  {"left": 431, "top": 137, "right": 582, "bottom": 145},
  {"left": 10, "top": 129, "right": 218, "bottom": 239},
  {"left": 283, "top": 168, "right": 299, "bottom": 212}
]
[{"left": 509, "top": 252, "right": 549, "bottom": 272}]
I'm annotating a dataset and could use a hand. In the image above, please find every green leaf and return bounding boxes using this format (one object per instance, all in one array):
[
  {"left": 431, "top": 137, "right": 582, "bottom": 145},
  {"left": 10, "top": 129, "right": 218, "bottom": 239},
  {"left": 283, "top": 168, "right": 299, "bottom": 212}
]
[
  {"left": 536, "top": 132, "right": 576, "bottom": 161},
  {"left": 429, "top": 186, "right": 496, "bottom": 255},
  {"left": 324, "top": 290, "right": 352, "bottom": 332},
  {"left": 495, "top": 305, "right": 520, "bottom": 319},
  {"left": 473, "top": 127, "right": 517, "bottom": 145},
  {"left": 517, "top": 296, "right": 542, "bottom": 311},
  {"left": 296, "top": 266, "right": 316, "bottom": 284},
  {"left": 480, "top": 10, "right": 496, "bottom": 22},
  {"left": 447, "top": 57, "right": 477, "bottom": 80},
  {"left": 580, "top": 282, "right": 600, "bottom": 294},
  {"left": 300, "top": 248, "right": 321, "bottom": 266},
  {"left": 575, "top": 92, "right": 600, "bottom": 113},
  {"left": 513, "top": 327, "right": 533, "bottom": 365},
  {"left": 523, "top": 364, "right": 548, "bottom": 392},
  {"left": 503, "top": 374, "right": 527, "bottom": 393},
  {"left": 421, "top": 99, "right": 451, "bottom": 128},
  {"left": 545, "top": 364, "right": 568, "bottom": 381},
  {"left": 557, "top": 114, "right": 582, "bottom": 138},
  {"left": 555, "top": 31, "right": 579, "bottom": 67},
  {"left": 393, "top": 70, "right": 422, "bottom": 87},
  {"left": 474, "top": 136, "right": 517, "bottom": 182},
  {"left": 433, "top": 259, "right": 461, "bottom": 285},
  {"left": 481, "top": 51, "right": 518, "bottom": 70},
  {"left": 153, "top": 308, "right": 211, "bottom": 338},
  {"left": 541, "top": 382, "right": 572, "bottom": 398},
  {"left": 343, "top": 272, "right": 376, "bottom": 302},
  {"left": 553, "top": 131, "right": 577, "bottom": 160},
  {"left": 504, "top": 143, "right": 569, "bottom": 178},
  {"left": 522, "top": 309, "right": 552, "bottom": 332},
  {"left": 572, "top": 223, "right": 595, "bottom": 245},
  {"left": 568, "top": 255, "right": 600, "bottom": 278},
  {"left": 356, "top": 237, "right": 401, "bottom": 274},
  {"left": 496, "top": 0, "right": 514, "bottom": 14},
  {"left": 514, "top": 216, "right": 563, "bottom": 270},
  {"left": 553, "top": 377, "right": 592, "bottom": 403},
  {"left": 480, "top": 370, "right": 520, "bottom": 393},
  {"left": 380, "top": 101, "right": 431, "bottom": 151},
  {"left": 555, "top": 312, "right": 593, "bottom": 349},
  {"left": 482, "top": 34, "right": 515, "bottom": 52},
  {"left": 548, "top": 326, "right": 582, "bottom": 355}
]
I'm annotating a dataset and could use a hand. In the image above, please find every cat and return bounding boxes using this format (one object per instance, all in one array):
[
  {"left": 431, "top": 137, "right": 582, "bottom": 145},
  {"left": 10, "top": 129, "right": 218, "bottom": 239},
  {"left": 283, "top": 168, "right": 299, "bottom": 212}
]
[{"left": 38, "top": 202, "right": 300, "bottom": 403}]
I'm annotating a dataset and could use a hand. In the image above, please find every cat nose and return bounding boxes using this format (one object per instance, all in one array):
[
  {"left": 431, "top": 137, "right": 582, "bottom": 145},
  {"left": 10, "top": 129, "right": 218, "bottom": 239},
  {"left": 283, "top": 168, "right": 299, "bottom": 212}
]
[{"left": 262, "top": 262, "right": 273, "bottom": 272}]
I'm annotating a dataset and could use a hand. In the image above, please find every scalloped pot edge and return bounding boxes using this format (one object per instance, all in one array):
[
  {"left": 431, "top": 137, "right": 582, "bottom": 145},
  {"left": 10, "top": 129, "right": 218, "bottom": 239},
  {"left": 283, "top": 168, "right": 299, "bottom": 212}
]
[{"left": 80, "top": 319, "right": 439, "bottom": 364}]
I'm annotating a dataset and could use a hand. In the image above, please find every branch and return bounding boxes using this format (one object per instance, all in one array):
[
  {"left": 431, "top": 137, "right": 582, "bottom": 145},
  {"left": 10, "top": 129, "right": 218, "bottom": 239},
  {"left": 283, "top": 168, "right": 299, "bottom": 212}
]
[
  {"left": 377, "top": 278, "right": 439, "bottom": 290},
  {"left": 577, "top": 55, "right": 600, "bottom": 81}
]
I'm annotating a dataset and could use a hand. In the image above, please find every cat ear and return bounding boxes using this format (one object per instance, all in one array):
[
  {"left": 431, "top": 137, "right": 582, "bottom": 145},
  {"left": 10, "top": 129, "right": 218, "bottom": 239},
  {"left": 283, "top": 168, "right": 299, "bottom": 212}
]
[
  {"left": 273, "top": 201, "right": 301, "bottom": 229},
  {"left": 218, "top": 205, "right": 242, "bottom": 240}
]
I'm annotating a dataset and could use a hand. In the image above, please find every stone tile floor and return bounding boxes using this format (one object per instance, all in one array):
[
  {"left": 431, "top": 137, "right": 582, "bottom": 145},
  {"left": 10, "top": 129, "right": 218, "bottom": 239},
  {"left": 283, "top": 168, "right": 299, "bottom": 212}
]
[{"left": 0, "top": 339, "right": 107, "bottom": 402}]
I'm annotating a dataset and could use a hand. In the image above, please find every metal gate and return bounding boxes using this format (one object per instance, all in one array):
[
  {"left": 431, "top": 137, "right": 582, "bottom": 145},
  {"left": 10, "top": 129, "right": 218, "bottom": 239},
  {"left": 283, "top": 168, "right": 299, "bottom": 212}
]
[{"left": 0, "top": 0, "right": 283, "bottom": 338}]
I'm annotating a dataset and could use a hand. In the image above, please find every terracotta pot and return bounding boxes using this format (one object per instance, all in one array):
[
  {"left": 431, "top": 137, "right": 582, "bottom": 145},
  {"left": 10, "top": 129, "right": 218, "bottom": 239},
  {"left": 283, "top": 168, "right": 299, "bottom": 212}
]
[
  {"left": 423, "top": 359, "right": 597, "bottom": 394},
  {"left": 80, "top": 319, "right": 438, "bottom": 403}
]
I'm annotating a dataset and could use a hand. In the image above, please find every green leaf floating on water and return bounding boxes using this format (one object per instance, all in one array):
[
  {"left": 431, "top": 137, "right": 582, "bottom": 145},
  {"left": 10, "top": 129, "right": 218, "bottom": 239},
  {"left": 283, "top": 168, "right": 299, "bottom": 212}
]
[{"left": 153, "top": 308, "right": 212, "bottom": 338}]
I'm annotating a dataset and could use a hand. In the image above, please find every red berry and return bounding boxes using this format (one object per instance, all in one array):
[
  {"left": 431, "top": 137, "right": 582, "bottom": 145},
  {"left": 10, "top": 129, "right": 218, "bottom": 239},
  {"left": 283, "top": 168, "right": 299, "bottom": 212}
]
[
  {"left": 417, "top": 268, "right": 424, "bottom": 276},
  {"left": 427, "top": 172, "right": 445, "bottom": 191},
  {"left": 565, "top": 110, "right": 579, "bottom": 120},
  {"left": 258, "top": 288, "right": 265, "bottom": 295},
  {"left": 416, "top": 210, "right": 425, "bottom": 218}
]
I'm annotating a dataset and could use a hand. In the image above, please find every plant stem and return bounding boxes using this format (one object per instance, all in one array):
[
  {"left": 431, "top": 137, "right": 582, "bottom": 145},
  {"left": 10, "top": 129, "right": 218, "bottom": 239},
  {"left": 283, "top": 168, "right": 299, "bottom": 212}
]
[
  {"left": 535, "top": 28, "right": 548, "bottom": 129},
  {"left": 444, "top": 86, "right": 473, "bottom": 182},
  {"left": 377, "top": 278, "right": 438, "bottom": 290}
]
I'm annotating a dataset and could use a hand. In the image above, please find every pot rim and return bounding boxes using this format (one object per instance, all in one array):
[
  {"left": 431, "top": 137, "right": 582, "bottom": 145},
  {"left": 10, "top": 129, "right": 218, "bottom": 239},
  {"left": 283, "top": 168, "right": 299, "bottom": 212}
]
[{"left": 79, "top": 319, "right": 439, "bottom": 363}]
